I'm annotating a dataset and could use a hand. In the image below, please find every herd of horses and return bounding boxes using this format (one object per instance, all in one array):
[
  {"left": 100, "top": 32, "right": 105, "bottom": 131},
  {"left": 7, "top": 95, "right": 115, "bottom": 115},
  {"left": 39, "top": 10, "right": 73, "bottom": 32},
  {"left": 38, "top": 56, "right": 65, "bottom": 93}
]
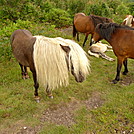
[{"left": 10, "top": 13, "right": 134, "bottom": 102}]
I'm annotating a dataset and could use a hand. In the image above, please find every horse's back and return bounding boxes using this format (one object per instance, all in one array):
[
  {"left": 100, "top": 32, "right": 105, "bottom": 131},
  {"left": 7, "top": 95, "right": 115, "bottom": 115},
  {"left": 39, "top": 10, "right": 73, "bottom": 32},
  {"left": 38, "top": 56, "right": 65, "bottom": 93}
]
[
  {"left": 11, "top": 29, "right": 36, "bottom": 66},
  {"left": 74, "top": 13, "right": 93, "bottom": 33},
  {"left": 110, "top": 27, "right": 134, "bottom": 58}
]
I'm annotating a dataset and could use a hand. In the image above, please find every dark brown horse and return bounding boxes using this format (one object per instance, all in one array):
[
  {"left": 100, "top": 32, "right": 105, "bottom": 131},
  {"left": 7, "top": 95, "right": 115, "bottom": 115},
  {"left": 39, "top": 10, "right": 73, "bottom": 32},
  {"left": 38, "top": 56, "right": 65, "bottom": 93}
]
[
  {"left": 11, "top": 29, "right": 90, "bottom": 102},
  {"left": 91, "top": 23, "right": 134, "bottom": 84},
  {"left": 122, "top": 15, "right": 134, "bottom": 27},
  {"left": 73, "top": 13, "right": 113, "bottom": 47}
]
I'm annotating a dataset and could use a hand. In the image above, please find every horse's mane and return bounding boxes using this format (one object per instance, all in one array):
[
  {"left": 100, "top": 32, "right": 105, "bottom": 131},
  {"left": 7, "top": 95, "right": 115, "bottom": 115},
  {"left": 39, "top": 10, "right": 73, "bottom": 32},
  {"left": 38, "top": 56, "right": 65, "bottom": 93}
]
[
  {"left": 90, "top": 14, "right": 112, "bottom": 27},
  {"left": 96, "top": 23, "right": 134, "bottom": 40},
  {"left": 33, "top": 36, "right": 90, "bottom": 90}
]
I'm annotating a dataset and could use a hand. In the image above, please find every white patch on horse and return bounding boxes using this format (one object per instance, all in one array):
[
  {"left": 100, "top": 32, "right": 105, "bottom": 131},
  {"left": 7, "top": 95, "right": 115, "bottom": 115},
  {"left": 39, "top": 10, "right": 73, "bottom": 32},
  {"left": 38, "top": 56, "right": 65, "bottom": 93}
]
[
  {"left": 88, "top": 42, "right": 115, "bottom": 61},
  {"left": 123, "top": 15, "right": 133, "bottom": 27}
]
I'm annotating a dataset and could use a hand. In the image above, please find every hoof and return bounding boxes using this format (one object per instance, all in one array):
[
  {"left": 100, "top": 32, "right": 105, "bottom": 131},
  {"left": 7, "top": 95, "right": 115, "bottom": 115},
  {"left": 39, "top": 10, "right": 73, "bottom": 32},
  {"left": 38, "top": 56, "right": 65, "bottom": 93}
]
[
  {"left": 48, "top": 94, "right": 53, "bottom": 99},
  {"left": 34, "top": 96, "right": 40, "bottom": 103},
  {"left": 22, "top": 75, "right": 30, "bottom": 80},
  {"left": 49, "top": 96, "right": 54, "bottom": 99},
  {"left": 25, "top": 75, "right": 30, "bottom": 79},
  {"left": 112, "top": 79, "right": 119, "bottom": 84},
  {"left": 122, "top": 71, "right": 128, "bottom": 75}
]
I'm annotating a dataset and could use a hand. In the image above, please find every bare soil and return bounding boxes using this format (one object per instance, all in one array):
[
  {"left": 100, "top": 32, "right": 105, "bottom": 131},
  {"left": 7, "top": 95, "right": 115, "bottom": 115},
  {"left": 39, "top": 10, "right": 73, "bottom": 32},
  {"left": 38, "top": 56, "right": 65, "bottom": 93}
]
[{"left": 1, "top": 92, "right": 104, "bottom": 134}]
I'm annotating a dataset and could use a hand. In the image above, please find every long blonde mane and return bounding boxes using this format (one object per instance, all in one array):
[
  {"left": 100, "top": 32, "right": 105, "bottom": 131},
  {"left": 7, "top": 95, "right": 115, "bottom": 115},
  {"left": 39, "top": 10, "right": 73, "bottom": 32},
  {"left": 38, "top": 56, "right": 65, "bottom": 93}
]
[{"left": 33, "top": 36, "right": 90, "bottom": 90}]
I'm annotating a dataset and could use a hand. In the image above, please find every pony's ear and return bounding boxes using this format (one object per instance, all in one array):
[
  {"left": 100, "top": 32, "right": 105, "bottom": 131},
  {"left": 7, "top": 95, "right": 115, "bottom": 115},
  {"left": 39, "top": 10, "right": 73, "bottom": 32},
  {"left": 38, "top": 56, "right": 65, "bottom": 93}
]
[
  {"left": 98, "top": 23, "right": 103, "bottom": 28},
  {"left": 60, "top": 44, "right": 71, "bottom": 54}
]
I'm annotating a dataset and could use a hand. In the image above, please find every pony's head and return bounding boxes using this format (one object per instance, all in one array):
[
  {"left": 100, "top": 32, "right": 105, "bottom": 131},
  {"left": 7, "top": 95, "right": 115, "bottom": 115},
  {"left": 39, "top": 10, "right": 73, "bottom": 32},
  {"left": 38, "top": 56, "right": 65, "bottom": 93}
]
[
  {"left": 92, "top": 23, "right": 118, "bottom": 44},
  {"left": 63, "top": 38, "right": 90, "bottom": 83},
  {"left": 60, "top": 44, "right": 85, "bottom": 83}
]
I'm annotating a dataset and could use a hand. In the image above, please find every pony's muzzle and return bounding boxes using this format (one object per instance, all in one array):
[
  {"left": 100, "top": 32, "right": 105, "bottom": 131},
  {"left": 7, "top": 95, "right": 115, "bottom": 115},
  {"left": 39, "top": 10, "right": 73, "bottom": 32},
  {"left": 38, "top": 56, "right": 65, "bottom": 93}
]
[{"left": 75, "top": 72, "right": 85, "bottom": 83}]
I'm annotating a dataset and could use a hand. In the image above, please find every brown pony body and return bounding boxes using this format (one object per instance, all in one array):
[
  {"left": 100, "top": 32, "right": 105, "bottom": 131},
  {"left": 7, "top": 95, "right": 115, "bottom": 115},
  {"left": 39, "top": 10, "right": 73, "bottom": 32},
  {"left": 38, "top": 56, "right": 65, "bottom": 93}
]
[
  {"left": 92, "top": 23, "right": 134, "bottom": 83},
  {"left": 11, "top": 29, "right": 36, "bottom": 79},
  {"left": 73, "top": 13, "right": 113, "bottom": 47},
  {"left": 11, "top": 30, "right": 90, "bottom": 102}
]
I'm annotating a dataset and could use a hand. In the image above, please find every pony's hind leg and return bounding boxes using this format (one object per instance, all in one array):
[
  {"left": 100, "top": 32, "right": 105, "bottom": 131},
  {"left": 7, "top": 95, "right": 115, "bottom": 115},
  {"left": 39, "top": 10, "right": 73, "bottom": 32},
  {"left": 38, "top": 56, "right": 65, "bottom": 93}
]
[
  {"left": 24, "top": 66, "right": 30, "bottom": 79},
  {"left": 46, "top": 85, "right": 53, "bottom": 99},
  {"left": 19, "top": 63, "right": 29, "bottom": 79},
  {"left": 123, "top": 59, "right": 128, "bottom": 75}
]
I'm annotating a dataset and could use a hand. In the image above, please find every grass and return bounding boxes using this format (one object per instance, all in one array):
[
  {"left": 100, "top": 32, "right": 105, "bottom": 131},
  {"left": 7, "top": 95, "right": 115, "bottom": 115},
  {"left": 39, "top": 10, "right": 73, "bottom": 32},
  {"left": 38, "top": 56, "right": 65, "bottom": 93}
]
[{"left": 0, "top": 28, "right": 134, "bottom": 134}]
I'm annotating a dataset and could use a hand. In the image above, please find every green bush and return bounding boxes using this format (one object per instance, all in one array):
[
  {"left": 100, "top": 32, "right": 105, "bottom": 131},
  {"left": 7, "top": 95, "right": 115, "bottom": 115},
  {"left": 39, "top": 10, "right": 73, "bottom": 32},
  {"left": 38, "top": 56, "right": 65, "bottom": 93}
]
[
  {"left": 44, "top": 8, "right": 72, "bottom": 27},
  {"left": 84, "top": 2, "right": 112, "bottom": 17},
  {"left": 127, "top": 2, "right": 134, "bottom": 16},
  {"left": 116, "top": 4, "right": 130, "bottom": 16},
  {"left": 0, "top": 20, "right": 34, "bottom": 61},
  {"left": 0, "top": 19, "right": 33, "bottom": 37},
  {"left": 68, "top": 0, "right": 87, "bottom": 15}
]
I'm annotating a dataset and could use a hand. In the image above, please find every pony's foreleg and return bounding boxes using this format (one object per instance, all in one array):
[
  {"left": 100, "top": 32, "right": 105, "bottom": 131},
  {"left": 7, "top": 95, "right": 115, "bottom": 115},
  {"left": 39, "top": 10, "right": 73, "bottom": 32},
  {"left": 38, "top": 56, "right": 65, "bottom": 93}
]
[
  {"left": 46, "top": 85, "right": 53, "bottom": 99},
  {"left": 89, "top": 35, "right": 93, "bottom": 46},
  {"left": 122, "top": 59, "right": 128, "bottom": 75},
  {"left": 31, "top": 69, "right": 40, "bottom": 102},
  {"left": 112, "top": 58, "right": 123, "bottom": 84},
  {"left": 83, "top": 33, "right": 89, "bottom": 47}
]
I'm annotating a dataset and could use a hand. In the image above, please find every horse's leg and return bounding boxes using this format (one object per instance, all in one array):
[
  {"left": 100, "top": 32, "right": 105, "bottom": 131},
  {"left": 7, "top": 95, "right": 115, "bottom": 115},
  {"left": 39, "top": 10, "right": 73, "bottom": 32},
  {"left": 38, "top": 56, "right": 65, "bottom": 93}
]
[
  {"left": 89, "top": 34, "right": 93, "bottom": 46},
  {"left": 112, "top": 58, "right": 123, "bottom": 84},
  {"left": 82, "top": 33, "right": 89, "bottom": 47},
  {"left": 30, "top": 67, "right": 40, "bottom": 102},
  {"left": 24, "top": 66, "right": 30, "bottom": 79},
  {"left": 123, "top": 59, "right": 128, "bottom": 75},
  {"left": 46, "top": 85, "right": 53, "bottom": 99},
  {"left": 19, "top": 63, "right": 26, "bottom": 79},
  {"left": 77, "top": 32, "right": 79, "bottom": 42}
]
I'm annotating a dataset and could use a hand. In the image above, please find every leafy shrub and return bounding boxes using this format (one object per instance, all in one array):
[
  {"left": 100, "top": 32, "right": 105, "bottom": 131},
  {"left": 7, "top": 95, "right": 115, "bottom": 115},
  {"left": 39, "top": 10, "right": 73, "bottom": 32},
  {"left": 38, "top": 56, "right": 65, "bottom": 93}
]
[
  {"left": 116, "top": 4, "right": 130, "bottom": 16},
  {"left": 0, "top": 20, "right": 34, "bottom": 61},
  {"left": 68, "top": 0, "right": 87, "bottom": 15},
  {"left": 85, "top": 2, "right": 112, "bottom": 17},
  {"left": 44, "top": 8, "right": 72, "bottom": 27},
  {"left": 0, "top": 19, "right": 33, "bottom": 37},
  {"left": 127, "top": 3, "right": 134, "bottom": 16}
]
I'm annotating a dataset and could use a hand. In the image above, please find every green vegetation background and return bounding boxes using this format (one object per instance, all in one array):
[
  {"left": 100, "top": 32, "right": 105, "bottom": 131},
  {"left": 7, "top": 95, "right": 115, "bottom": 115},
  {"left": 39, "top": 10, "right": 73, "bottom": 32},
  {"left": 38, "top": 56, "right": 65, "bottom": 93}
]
[{"left": 0, "top": 0, "right": 134, "bottom": 61}]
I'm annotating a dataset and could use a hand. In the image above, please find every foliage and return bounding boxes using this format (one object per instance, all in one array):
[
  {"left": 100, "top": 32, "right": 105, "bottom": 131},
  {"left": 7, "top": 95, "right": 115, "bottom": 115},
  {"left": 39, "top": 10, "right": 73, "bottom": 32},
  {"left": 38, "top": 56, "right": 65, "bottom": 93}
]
[
  {"left": 44, "top": 8, "right": 72, "bottom": 27},
  {"left": 0, "top": 19, "right": 34, "bottom": 62},
  {"left": 84, "top": 2, "right": 112, "bottom": 17}
]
